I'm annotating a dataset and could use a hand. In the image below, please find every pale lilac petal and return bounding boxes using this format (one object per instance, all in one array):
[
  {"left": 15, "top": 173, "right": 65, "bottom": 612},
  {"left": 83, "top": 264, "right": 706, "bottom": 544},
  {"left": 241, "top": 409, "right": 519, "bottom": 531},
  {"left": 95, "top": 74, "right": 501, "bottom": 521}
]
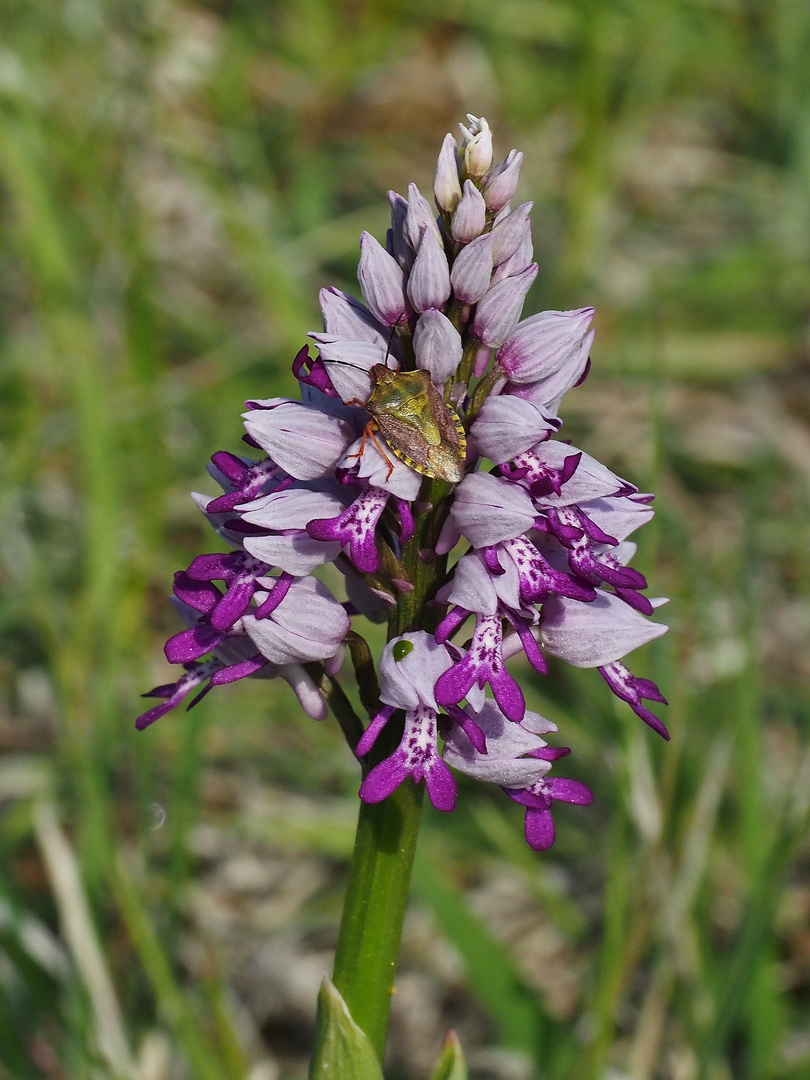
[
  {"left": 442, "top": 553, "right": 498, "bottom": 616},
  {"left": 404, "top": 183, "right": 444, "bottom": 250},
  {"left": 490, "top": 232, "right": 534, "bottom": 285},
  {"left": 319, "top": 287, "right": 388, "bottom": 346},
  {"left": 434, "top": 513, "right": 462, "bottom": 557},
  {"left": 497, "top": 308, "right": 594, "bottom": 385},
  {"left": 461, "top": 115, "right": 493, "bottom": 180},
  {"left": 473, "top": 264, "right": 538, "bottom": 348},
  {"left": 242, "top": 577, "right": 349, "bottom": 665},
  {"left": 387, "top": 190, "right": 414, "bottom": 272},
  {"left": 433, "top": 133, "right": 462, "bottom": 213},
  {"left": 311, "top": 335, "right": 392, "bottom": 404},
  {"left": 407, "top": 227, "right": 452, "bottom": 314},
  {"left": 243, "top": 400, "right": 354, "bottom": 481},
  {"left": 506, "top": 331, "right": 593, "bottom": 413},
  {"left": 238, "top": 486, "right": 348, "bottom": 528},
  {"left": 470, "top": 396, "right": 558, "bottom": 464},
  {"left": 579, "top": 494, "right": 655, "bottom": 542},
  {"left": 358, "top": 231, "right": 409, "bottom": 327},
  {"left": 450, "top": 472, "right": 536, "bottom": 548},
  {"left": 451, "top": 179, "right": 487, "bottom": 243},
  {"left": 450, "top": 232, "right": 494, "bottom": 304},
  {"left": 278, "top": 663, "right": 328, "bottom": 721},
  {"left": 483, "top": 149, "right": 523, "bottom": 212},
  {"left": 243, "top": 532, "right": 342, "bottom": 575},
  {"left": 540, "top": 592, "right": 668, "bottom": 668},
  {"left": 489, "top": 202, "right": 532, "bottom": 265},
  {"left": 340, "top": 437, "right": 423, "bottom": 501},
  {"left": 444, "top": 699, "right": 556, "bottom": 785},
  {"left": 413, "top": 309, "right": 463, "bottom": 383},
  {"left": 378, "top": 632, "right": 454, "bottom": 711}
]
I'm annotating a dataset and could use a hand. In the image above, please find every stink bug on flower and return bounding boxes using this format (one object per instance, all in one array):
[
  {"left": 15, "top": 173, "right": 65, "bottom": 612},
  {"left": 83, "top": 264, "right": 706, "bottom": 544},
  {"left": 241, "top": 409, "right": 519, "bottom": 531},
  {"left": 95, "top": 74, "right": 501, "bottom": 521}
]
[
  {"left": 348, "top": 364, "right": 467, "bottom": 484},
  {"left": 319, "top": 332, "right": 467, "bottom": 484}
]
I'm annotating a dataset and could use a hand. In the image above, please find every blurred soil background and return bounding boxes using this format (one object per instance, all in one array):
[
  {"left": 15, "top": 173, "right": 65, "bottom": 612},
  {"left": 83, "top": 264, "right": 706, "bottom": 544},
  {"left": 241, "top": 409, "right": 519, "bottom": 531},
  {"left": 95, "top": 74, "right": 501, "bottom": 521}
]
[{"left": 1, "top": 2, "right": 810, "bottom": 1078}]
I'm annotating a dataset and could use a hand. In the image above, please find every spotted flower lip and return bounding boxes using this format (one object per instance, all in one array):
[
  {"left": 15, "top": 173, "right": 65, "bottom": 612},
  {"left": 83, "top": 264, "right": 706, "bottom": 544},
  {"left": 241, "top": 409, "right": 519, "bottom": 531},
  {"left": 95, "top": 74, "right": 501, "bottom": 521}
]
[{"left": 139, "top": 116, "right": 668, "bottom": 852}]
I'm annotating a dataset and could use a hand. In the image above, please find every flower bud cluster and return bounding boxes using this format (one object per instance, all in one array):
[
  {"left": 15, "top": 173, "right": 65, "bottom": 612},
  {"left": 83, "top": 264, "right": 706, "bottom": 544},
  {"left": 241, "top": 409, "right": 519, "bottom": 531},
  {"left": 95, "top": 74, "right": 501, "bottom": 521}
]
[{"left": 138, "top": 117, "right": 668, "bottom": 852}]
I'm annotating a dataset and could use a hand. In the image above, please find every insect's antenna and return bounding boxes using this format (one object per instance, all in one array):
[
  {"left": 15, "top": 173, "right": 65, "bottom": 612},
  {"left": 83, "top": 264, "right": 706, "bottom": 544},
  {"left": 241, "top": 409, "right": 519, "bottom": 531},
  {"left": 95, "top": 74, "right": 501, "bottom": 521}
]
[
  {"left": 319, "top": 358, "right": 366, "bottom": 372},
  {"left": 383, "top": 315, "right": 406, "bottom": 370}
]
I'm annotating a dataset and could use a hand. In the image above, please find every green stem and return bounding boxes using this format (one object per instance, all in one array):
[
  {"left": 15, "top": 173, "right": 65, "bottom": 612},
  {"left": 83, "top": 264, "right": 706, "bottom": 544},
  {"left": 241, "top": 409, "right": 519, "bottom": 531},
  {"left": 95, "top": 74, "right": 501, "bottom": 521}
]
[
  {"left": 331, "top": 780, "right": 425, "bottom": 1058},
  {"left": 327, "top": 478, "right": 451, "bottom": 1061}
]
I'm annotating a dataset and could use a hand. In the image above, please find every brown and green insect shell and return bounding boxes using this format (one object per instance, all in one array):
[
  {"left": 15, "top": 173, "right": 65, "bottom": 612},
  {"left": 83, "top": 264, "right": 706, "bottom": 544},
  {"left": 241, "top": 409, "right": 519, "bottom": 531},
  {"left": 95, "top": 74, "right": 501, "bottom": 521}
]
[{"left": 365, "top": 365, "right": 467, "bottom": 484}]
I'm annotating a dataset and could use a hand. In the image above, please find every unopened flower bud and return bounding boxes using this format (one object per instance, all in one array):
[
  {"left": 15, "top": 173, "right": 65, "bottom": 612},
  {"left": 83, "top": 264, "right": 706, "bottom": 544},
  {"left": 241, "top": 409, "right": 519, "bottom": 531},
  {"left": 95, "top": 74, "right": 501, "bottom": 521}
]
[
  {"left": 483, "top": 149, "right": 523, "bottom": 211},
  {"left": 404, "top": 183, "right": 443, "bottom": 250},
  {"left": 497, "top": 308, "right": 595, "bottom": 384},
  {"left": 407, "top": 226, "right": 452, "bottom": 313},
  {"left": 433, "top": 133, "right": 462, "bottom": 213},
  {"left": 388, "top": 190, "right": 414, "bottom": 272},
  {"left": 472, "top": 263, "right": 538, "bottom": 347},
  {"left": 357, "top": 231, "right": 409, "bottom": 327},
  {"left": 460, "top": 114, "right": 493, "bottom": 180},
  {"left": 451, "top": 180, "right": 487, "bottom": 243},
  {"left": 490, "top": 201, "right": 533, "bottom": 264},
  {"left": 450, "top": 232, "right": 493, "bottom": 303},
  {"left": 413, "top": 309, "right": 463, "bottom": 383}
]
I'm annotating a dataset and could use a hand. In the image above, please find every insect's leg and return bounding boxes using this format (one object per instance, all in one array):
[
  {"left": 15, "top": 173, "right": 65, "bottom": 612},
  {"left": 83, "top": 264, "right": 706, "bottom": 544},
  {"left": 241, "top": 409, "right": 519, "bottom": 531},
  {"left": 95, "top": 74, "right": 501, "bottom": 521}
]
[
  {"left": 345, "top": 420, "right": 377, "bottom": 464},
  {"left": 345, "top": 421, "right": 396, "bottom": 480},
  {"left": 366, "top": 428, "right": 396, "bottom": 481}
]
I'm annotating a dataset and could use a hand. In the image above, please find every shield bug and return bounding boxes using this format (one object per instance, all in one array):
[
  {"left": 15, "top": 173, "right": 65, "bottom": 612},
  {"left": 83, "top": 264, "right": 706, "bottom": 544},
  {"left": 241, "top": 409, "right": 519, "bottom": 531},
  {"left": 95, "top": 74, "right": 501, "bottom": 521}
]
[
  {"left": 349, "top": 363, "right": 466, "bottom": 484},
  {"left": 317, "top": 339, "right": 467, "bottom": 484}
]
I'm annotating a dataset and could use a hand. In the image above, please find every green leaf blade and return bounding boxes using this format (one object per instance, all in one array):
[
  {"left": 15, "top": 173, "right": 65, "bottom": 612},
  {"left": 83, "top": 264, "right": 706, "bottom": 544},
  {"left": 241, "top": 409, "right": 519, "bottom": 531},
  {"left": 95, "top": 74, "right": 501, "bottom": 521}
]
[
  {"left": 308, "top": 976, "right": 385, "bottom": 1080},
  {"left": 428, "top": 1030, "right": 468, "bottom": 1080}
]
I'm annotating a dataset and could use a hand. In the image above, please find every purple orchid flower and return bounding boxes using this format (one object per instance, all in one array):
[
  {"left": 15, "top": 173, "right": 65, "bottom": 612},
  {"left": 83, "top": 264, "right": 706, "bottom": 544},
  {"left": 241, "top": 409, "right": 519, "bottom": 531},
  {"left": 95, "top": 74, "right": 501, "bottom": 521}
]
[{"left": 138, "top": 118, "right": 670, "bottom": 852}]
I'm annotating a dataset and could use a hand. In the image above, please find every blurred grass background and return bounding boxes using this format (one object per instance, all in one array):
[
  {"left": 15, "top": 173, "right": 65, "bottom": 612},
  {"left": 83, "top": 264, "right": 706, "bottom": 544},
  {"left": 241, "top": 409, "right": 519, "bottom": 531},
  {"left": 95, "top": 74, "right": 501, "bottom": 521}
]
[{"left": 1, "top": 1, "right": 810, "bottom": 1078}]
